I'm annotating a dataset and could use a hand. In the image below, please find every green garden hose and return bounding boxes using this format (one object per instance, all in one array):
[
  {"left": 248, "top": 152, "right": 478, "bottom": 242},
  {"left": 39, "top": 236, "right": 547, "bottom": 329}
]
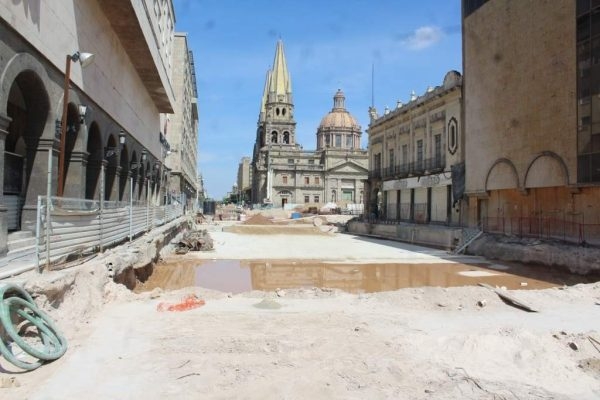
[{"left": 0, "top": 283, "right": 68, "bottom": 371}]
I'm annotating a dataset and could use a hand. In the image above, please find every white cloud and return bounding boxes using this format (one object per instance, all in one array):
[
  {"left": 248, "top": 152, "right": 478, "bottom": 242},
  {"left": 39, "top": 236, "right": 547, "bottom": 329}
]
[{"left": 402, "top": 26, "right": 443, "bottom": 50}]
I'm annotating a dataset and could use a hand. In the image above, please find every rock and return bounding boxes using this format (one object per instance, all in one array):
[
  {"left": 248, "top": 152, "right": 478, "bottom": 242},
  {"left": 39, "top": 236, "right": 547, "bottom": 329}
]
[
  {"left": 477, "top": 299, "right": 487, "bottom": 307},
  {"left": 253, "top": 298, "right": 282, "bottom": 310},
  {"left": 275, "top": 289, "right": 286, "bottom": 297},
  {"left": 569, "top": 341, "right": 579, "bottom": 351},
  {"left": 0, "top": 376, "right": 20, "bottom": 388}
]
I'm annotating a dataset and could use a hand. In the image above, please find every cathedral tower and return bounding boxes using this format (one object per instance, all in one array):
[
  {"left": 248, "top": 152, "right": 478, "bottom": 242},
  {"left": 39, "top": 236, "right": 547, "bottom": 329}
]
[
  {"left": 255, "top": 40, "right": 297, "bottom": 152},
  {"left": 252, "top": 40, "right": 299, "bottom": 204}
]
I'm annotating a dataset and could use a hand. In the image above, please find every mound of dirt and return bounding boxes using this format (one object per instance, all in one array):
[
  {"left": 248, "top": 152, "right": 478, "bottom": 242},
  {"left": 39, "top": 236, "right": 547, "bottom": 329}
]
[{"left": 243, "top": 213, "right": 273, "bottom": 225}]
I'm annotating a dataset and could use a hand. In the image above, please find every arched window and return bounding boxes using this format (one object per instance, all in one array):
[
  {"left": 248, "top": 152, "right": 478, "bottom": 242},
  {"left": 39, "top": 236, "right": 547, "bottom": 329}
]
[
  {"left": 283, "top": 131, "right": 290, "bottom": 144},
  {"left": 271, "top": 131, "right": 278, "bottom": 143},
  {"left": 276, "top": 108, "right": 280, "bottom": 116},
  {"left": 282, "top": 108, "right": 287, "bottom": 116}
]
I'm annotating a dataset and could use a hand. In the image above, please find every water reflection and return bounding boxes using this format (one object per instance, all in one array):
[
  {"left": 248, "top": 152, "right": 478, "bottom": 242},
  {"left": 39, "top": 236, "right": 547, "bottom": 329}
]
[
  {"left": 135, "top": 258, "right": 590, "bottom": 294},
  {"left": 246, "top": 261, "right": 555, "bottom": 293}
]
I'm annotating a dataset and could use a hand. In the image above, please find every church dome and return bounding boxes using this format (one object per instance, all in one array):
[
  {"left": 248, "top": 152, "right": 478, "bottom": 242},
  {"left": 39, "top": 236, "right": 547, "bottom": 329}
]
[{"left": 318, "top": 90, "right": 361, "bottom": 131}]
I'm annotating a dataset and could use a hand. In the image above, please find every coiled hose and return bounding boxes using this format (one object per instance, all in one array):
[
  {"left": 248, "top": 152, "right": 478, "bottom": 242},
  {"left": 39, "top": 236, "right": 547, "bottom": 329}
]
[{"left": 0, "top": 283, "right": 67, "bottom": 370}]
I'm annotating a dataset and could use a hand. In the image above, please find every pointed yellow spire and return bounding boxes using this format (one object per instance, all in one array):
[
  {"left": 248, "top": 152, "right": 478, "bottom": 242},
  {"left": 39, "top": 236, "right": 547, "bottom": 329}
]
[{"left": 269, "top": 40, "right": 292, "bottom": 96}]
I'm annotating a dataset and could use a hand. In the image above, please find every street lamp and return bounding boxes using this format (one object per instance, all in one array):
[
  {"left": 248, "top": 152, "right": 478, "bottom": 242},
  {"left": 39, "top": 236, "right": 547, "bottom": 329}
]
[{"left": 57, "top": 51, "right": 95, "bottom": 197}]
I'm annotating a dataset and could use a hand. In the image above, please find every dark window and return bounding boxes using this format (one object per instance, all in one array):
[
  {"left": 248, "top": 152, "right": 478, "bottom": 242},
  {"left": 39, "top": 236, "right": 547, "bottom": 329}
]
[
  {"left": 308, "top": 159, "right": 315, "bottom": 165},
  {"left": 282, "top": 176, "right": 288, "bottom": 184},
  {"left": 271, "top": 131, "right": 278, "bottom": 143},
  {"left": 314, "top": 195, "right": 319, "bottom": 203},
  {"left": 315, "top": 177, "right": 320, "bottom": 185},
  {"left": 463, "top": 0, "right": 489, "bottom": 18},
  {"left": 434, "top": 134, "right": 442, "bottom": 167},
  {"left": 346, "top": 135, "right": 353, "bottom": 148},
  {"left": 283, "top": 131, "right": 290, "bottom": 144},
  {"left": 304, "top": 177, "right": 309, "bottom": 184},
  {"left": 578, "top": 3, "right": 600, "bottom": 182},
  {"left": 416, "top": 140, "right": 424, "bottom": 170},
  {"left": 389, "top": 149, "right": 394, "bottom": 168},
  {"left": 335, "top": 135, "right": 341, "bottom": 147},
  {"left": 288, "top": 158, "right": 294, "bottom": 164},
  {"left": 304, "top": 195, "right": 310, "bottom": 203}
]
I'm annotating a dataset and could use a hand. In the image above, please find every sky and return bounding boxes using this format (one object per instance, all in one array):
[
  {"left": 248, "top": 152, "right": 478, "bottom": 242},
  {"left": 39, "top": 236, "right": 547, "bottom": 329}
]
[{"left": 172, "top": 0, "right": 463, "bottom": 199}]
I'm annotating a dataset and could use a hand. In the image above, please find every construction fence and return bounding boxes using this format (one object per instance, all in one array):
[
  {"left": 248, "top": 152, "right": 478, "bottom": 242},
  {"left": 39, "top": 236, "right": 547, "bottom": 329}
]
[
  {"left": 36, "top": 194, "right": 185, "bottom": 270},
  {"left": 482, "top": 216, "right": 600, "bottom": 246}
]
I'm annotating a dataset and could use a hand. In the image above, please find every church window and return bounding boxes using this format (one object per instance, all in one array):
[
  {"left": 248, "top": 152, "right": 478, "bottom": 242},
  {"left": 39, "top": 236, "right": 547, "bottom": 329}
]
[
  {"left": 325, "top": 135, "right": 331, "bottom": 146},
  {"left": 346, "top": 135, "right": 353, "bottom": 148},
  {"left": 335, "top": 135, "right": 342, "bottom": 147},
  {"left": 271, "top": 131, "right": 278, "bottom": 143},
  {"left": 283, "top": 131, "right": 290, "bottom": 144},
  {"left": 282, "top": 108, "right": 287, "bottom": 116},
  {"left": 276, "top": 108, "right": 280, "bottom": 116}
]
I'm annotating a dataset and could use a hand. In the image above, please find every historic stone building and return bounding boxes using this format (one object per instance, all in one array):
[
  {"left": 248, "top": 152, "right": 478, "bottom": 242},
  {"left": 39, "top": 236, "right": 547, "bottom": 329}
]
[
  {"left": 251, "top": 40, "right": 368, "bottom": 209},
  {"left": 237, "top": 156, "right": 252, "bottom": 204},
  {"left": 165, "top": 33, "right": 199, "bottom": 210},
  {"left": 0, "top": 1, "right": 177, "bottom": 256},
  {"left": 365, "top": 71, "right": 464, "bottom": 225},
  {"left": 463, "top": 0, "right": 600, "bottom": 243}
]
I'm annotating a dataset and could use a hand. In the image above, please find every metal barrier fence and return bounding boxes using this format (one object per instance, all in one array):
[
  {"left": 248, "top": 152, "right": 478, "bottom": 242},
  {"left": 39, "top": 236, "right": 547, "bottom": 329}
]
[
  {"left": 36, "top": 195, "right": 184, "bottom": 270},
  {"left": 482, "top": 216, "right": 600, "bottom": 246}
]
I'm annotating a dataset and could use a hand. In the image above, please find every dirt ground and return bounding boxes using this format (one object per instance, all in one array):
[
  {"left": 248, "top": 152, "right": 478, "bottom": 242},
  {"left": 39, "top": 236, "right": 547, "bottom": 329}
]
[{"left": 2, "top": 220, "right": 600, "bottom": 399}]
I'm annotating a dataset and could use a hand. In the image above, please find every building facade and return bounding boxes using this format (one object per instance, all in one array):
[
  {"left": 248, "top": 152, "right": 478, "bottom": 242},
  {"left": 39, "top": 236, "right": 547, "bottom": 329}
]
[
  {"left": 0, "top": 0, "right": 176, "bottom": 256},
  {"left": 165, "top": 33, "right": 199, "bottom": 210},
  {"left": 463, "top": 0, "right": 600, "bottom": 243},
  {"left": 237, "top": 156, "right": 252, "bottom": 204},
  {"left": 251, "top": 41, "right": 368, "bottom": 209},
  {"left": 365, "top": 71, "right": 464, "bottom": 225}
]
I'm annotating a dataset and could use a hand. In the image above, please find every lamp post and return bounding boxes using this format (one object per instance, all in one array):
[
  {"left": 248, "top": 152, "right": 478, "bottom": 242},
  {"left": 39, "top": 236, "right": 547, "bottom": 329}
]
[{"left": 57, "top": 51, "right": 95, "bottom": 197}]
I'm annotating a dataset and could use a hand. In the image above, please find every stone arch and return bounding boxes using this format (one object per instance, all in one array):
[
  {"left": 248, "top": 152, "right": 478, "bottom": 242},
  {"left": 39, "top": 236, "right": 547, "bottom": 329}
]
[
  {"left": 524, "top": 151, "right": 569, "bottom": 188},
  {"left": 119, "top": 145, "right": 129, "bottom": 201},
  {"left": 85, "top": 122, "right": 102, "bottom": 199},
  {"left": 1, "top": 56, "right": 51, "bottom": 230},
  {"left": 130, "top": 151, "right": 138, "bottom": 200},
  {"left": 271, "top": 130, "right": 278, "bottom": 144},
  {"left": 485, "top": 158, "right": 519, "bottom": 191},
  {"left": 104, "top": 134, "right": 118, "bottom": 201},
  {"left": 0, "top": 53, "right": 51, "bottom": 119}
]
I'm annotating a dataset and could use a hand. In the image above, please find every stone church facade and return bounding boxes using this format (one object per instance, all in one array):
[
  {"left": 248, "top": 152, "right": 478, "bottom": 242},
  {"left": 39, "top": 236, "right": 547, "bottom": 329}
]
[{"left": 251, "top": 41, "right": 367, "bottom": 209}]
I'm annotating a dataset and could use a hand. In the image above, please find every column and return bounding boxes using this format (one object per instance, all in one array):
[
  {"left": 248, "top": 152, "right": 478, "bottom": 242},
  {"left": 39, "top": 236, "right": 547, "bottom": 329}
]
[
  {"left": 22, "top": 137, "right": 58, "bottom": 232},
  {"left": 0, "top": 114, "right": 11, "bottom": 256},
  {"left": 63, "top": 151, "right": 88, "bottom": 199}
]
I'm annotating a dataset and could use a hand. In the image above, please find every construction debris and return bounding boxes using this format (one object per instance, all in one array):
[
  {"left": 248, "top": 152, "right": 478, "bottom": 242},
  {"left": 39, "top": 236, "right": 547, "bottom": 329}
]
[
  {"left": 478, "top": 283, "right": 539, "bottom": 312},
  {"left": 175, "top": 229, "right": 214, "bottom": 254}
]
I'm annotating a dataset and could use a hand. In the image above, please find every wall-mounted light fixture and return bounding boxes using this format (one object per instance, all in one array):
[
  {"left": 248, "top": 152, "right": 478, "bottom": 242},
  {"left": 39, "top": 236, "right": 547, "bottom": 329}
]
[
  {"left": 78, "top": 104, "right": 88, "bottom": 123},
  {"left": 119, "top": 130, "right": 126, "bottom": 146},
  {"left": 141, "top": 150, "right": 147, "bottom": 162}
]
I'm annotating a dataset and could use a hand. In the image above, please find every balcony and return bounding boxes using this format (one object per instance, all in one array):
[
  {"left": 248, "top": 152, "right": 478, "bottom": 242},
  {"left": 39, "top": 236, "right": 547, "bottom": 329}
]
[{"left": 380, "top": 154, "right": 446, "bottom": 180}]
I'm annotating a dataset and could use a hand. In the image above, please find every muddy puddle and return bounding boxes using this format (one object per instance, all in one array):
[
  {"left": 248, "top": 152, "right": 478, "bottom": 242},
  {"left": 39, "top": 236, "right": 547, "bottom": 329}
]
[{"left": 135, "top": 259, "right": 597, "bottom": 294}]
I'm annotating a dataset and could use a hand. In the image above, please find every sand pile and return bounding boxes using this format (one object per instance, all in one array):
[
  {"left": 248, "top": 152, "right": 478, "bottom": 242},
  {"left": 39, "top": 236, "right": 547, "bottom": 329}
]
[{"left": 243, "top": 213, "right": 273, "bottom": 225}]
